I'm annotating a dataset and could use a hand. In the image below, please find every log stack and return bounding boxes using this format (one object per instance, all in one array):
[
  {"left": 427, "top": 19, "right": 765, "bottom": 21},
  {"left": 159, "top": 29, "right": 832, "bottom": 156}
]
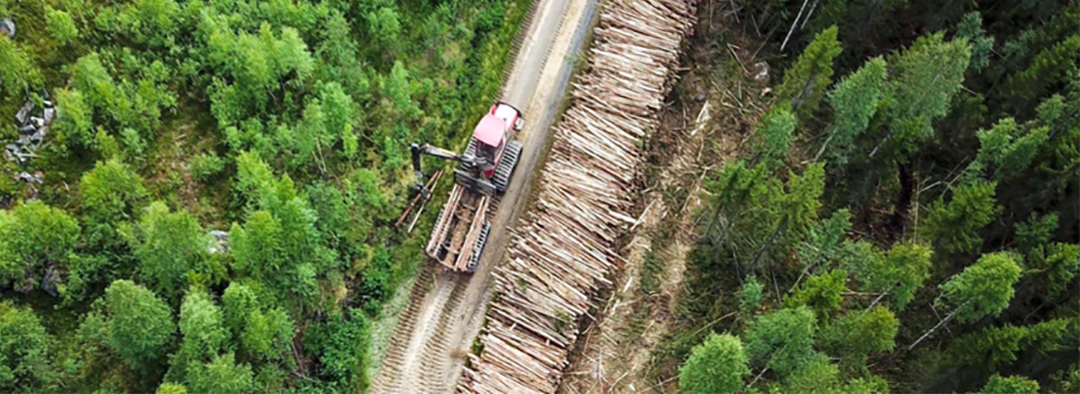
[{"left": 459, "top": 0, "right": 697, "bottom": 392}]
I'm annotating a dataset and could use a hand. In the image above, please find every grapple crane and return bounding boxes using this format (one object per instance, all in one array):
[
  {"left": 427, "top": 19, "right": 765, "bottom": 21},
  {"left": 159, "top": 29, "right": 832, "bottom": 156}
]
[{"left": 411, "top": 102, "right": 525, "bottom": 273}]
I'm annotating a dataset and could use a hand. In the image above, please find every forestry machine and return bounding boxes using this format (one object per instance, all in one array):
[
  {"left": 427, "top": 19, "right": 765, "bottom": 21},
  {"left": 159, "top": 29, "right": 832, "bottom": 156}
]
[{"left": 411, "top": 102, "right": 525, "bottom": 273}]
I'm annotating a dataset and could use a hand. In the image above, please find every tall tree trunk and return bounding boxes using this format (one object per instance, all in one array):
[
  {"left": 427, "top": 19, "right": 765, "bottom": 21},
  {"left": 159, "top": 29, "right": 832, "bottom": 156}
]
[
  {"left": 908, "top": 300, "right": 971, "bottom": 350},
  {"left": 886, "top": 161, "right": 913, "bottom": 242}
]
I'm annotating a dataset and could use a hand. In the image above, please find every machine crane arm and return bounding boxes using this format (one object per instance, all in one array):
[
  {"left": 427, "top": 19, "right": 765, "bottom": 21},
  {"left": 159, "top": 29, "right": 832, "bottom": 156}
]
[{"left": 410, "top": 143, "right": 470, "bottom": 194}]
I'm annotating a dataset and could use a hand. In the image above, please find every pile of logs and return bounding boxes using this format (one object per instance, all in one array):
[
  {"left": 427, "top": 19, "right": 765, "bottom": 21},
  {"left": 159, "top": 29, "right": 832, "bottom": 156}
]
[{"left": 458, "top": 0, "right": 697, "bottom": 392}]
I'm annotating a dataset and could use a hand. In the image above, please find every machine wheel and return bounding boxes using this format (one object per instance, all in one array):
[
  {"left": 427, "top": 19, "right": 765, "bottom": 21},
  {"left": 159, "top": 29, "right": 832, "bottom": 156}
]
[
  {"left": 476, "top": 179, "right": 497, "bottom": 196},
  {"left": 466, "top": 222, "right": 492, "bottom": 274},
  {"left": 492, "top": 140, "right": 523, "bottom": 193},
  {"left": 514, "top": 117, "right": 524, "bottom": 131},
  {"left": 461, "top": 137, "right": 478, "bottom": 173}
]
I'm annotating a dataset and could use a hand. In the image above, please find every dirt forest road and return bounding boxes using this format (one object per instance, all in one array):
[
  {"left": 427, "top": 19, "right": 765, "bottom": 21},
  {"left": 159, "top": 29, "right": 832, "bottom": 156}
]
[{"left": 368, "top": 1, "right": 596, "bottom": 393}]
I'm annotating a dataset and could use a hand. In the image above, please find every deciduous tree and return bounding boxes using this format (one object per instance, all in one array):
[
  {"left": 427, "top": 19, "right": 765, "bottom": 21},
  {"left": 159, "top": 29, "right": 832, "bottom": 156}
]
[
  {"left": 0, "top": 201, "right": 80, "bottom": 291},
  {"left": 185, "top": 353, "right": 253, "bottom": 394},
  {"left": 0, "top": 302, "right": 51, "bottom": 392},
  {"left": 135, "top": 202, "right": 211, "bottom": 301},
  {"left": 101, "top": 280, "right": 174, "bottom": 369}
]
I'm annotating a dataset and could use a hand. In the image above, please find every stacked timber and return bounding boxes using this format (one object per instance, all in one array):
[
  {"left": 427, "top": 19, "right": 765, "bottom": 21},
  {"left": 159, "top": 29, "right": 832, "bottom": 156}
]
[{"left": 458, "top": 0, "right": 697, "bottom": 393}]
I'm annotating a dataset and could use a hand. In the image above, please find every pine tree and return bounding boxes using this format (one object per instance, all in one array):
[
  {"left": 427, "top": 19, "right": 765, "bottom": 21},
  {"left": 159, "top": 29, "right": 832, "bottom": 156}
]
[
  {"left": 185, "top": 353, "right": 254, "bottom": 394},
  {"left": 821, "top": 57, "right": 887, "bottom": 164},
  {"left": 1026, "top": 243, "right": 1079, "bottom": 298},
  {"left": 0, "top": 201, "right": 81, "bottom": 291},
  {"left": 748, "top": 164, "right": 826, "bottom": 272},
  {"left": 947, "top": 323, "right": 1026, "bottom": 370},
  {"left": 797, "top": 209, "right": 852, "bottom": 270},
  {"left": 776, "top": 26, "right": 843, "bottom": 121},
  {"left": 178, "top": 291, "right": 227, "bottom": 362},
  {"left": 949, "top": 318, "right": 1071, "bottom": 371},
  {"left": 1005, "top": 34, "right": 1080, "bottom": 110},
  {"left": 738, "top": 275, "right": 765, "bottom": 317},
  {"left": 974, "top": 117, "right": 1050, "bottom": 180},
  {"left": 1015, "top": 212, "right": 1058, "bottom": 254},
  {"left": 679, "top": 333, "right": 750, "bottom": 394}
]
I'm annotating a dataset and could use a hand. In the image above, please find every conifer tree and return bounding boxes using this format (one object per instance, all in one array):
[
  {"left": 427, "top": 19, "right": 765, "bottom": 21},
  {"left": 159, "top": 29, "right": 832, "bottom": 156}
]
[
  {"left": 820, "top": 57, "right": 887, "bottom": 163},
  {"left": 679, "top": 333, "right": 750, "bottom": 394},
  {"left": 821, "top": 306, "right": 898, "bottom": 370},
  {"left": 785, "top": 269, "right": 848, "bottom": 318},
  {"left": 755, "top": 104, "right": 796, "bottom": 169},
  {"left": 846, "top": 240, "right": 933, "bottom": 308},
  {"left": 0, "top": 201, "right": 80, "bottom": 291},
  {"left": 744, "top": 306, "right": 817, "bottom": 377},
  {"left": 979, "top": 374, "right": 1039, "bottom": 394},
  {"left": 956, "top": 12, "right": 994, "bottom": 73},
  {"left": 911, "top": 252, "right": 1021, "bottom": 349},
  {"left": 776, "top": 26, "right": 843, "bottom": 121},
  {"left": 99, "top": 280, "right": 174, "bottom": 370},
  {"left": 0, "top": 302, "right": 52, "bottom": 392},
  {"left": 937, "top": 252, "right": 1021, "bottom": 323},
  {"left": 881, "top": 32, "right": 970, "bottom": 158},
  {"left": 919, "top": 181, "right": 1000, "bottom": 255}
]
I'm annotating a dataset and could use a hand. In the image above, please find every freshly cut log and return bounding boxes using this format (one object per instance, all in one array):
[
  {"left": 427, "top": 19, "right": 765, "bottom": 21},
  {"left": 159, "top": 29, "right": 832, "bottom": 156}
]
[{"left": 459, "top": 0, "right": 698, "bottom": 392}]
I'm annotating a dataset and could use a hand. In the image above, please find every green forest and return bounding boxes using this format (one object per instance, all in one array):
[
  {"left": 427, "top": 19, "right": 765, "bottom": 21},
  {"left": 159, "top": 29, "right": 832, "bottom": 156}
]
[
  {"left": 0, "top": 0, "right": 527, "bottom": 393},
  {"left": 669, "top": 0, "right": 1079, "bottom": 393}
]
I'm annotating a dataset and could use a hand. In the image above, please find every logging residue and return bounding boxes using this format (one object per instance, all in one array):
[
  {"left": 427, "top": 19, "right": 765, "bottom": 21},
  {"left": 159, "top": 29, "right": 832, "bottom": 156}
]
[{"left": 458, "top": 1, "right": 698, "bottom": 393}]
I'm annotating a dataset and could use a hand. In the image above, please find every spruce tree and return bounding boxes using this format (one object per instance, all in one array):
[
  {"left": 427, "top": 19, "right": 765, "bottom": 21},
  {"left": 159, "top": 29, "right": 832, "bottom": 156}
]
[
  {"left": 744, "top": 306, "right": 817, "bottom": 377},
  {"left": 936, "top": 252, "right": 1022, "bottom": 323},
  {"left": 755, "top": 103, "right": 796, "bottom": 169},
  {"left": 911, "top": 252, "right": 1021, "bottom": 350},
  {"left": 956, "top": 12, "right": 994, "bottom": 73},
  {"left": 919, "top": 181, "right": 1000, "bottom": 255},
  {"left": 821, "top": 57, "right": 887, "bottom": 163},
  {"left": 679, "top": 333, "right": 750, "bottom": 394},
  {"left": 776, "top": 26, "right": 843, "bottom": 122},
  {"left": 979, "top": 374, "right": 1039, "bottom": 394},
  {"left": 882, "top": 32, "right": 971, "bottom": 158}
]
